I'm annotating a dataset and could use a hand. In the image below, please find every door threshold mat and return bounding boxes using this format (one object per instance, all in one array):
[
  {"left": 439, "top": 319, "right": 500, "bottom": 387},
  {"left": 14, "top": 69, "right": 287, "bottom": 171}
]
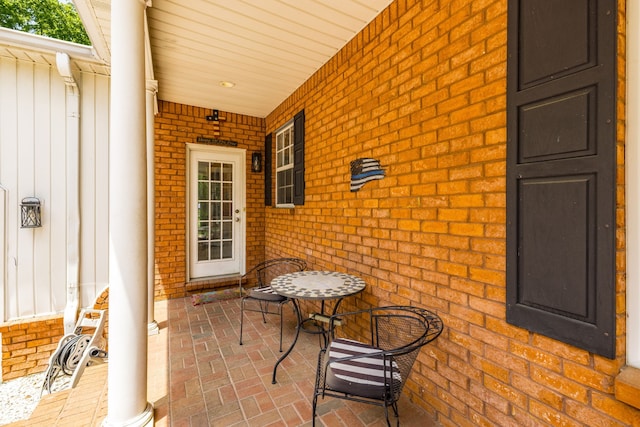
[{"left": 191, "top": 288, "right": 242, "bottom": 306}]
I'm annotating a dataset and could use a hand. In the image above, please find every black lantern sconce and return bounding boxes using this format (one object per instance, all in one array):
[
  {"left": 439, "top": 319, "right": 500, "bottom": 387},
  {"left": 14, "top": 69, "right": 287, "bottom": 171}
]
[
  {"left": 20, "top": 197, "right": 42, "bottom": 228},
  {"left": 252, "top": 152, "right": 262, "bottom": 173}
]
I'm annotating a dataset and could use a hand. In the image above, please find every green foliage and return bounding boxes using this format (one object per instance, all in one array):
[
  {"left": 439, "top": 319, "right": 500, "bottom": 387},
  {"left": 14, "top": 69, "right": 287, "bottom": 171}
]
[{"left": 0, "top": 0, "right": 90, "bottom": 45}]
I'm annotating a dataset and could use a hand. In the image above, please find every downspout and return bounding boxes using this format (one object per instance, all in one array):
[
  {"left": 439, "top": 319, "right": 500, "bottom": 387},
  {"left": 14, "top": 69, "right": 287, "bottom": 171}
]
[
  {"left": 145, "top": 79, "right": 158, "bottom": 335},
  {"left": 56, "top": 52, "right": 81, "bottom": 334}
]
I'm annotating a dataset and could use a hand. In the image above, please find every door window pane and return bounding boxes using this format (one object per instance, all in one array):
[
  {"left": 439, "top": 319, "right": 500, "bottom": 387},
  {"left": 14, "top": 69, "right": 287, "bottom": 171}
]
[
  {"left": 210, "top": 222, "right": 221, "bottom": 240},
  {"left": 222, "top": 222, "right": 232, "bottom": 239},
  {"left": 210, "top": 163, "right": 221, "bottom": 181},
  {"left": 223, "top": 183, "right": 232, "bottom": 200},
  {"left": 210, "top": 242, "right": 221, "bottom": 260},
  {"left": 199, "top": 202, "right": 209, "bottom": 220},
  {"left": 198, "top": 161, "right": 209, "bottom": 180},
  {"left": 198, "top": 242, "right": 208, "bottom": 261},
  {"left": 222, "top": 241, "right": 232, "bottom": 259},
  {"left": 195, "top": 159, "right": 235, "bottom": 262},
  {"left": 223, "top": 163, "right": 233, "bottom": 181},
  {"left": 222, "top": 202, "right": 232, "bottom": 220},
  {"left": 198, "top": 182, "right": 209, "bottom": 200},
  {"left": 211, "top": 183, "right": 221, "bottom": 201},
  {"left": 198, "top": 222, "right": 208, "bottom": 241}
]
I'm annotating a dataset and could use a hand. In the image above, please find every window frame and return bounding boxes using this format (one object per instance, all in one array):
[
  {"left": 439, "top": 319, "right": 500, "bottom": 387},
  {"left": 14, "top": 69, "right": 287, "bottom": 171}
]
[{"left": 275, "top": 119, "right": 295, "bottom": 208}]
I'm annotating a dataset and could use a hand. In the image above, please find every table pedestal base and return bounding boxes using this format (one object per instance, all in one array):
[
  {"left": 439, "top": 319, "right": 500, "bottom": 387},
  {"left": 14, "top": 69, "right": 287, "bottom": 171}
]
[{"left": 271, "top": 298, "right": 344, "bottom": 384}]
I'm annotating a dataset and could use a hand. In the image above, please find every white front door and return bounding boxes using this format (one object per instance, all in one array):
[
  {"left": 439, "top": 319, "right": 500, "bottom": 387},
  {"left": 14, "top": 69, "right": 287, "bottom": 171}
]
[{"left": 188, "top": 145, "right": 245, "bottom": 279}]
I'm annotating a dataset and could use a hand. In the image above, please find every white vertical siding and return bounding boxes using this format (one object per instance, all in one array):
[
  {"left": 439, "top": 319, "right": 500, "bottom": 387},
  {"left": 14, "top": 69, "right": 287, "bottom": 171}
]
[
  {"left": 79, "top": 72, "right": 111, "bottom": 308},
  {"left": 49, "top": 67, "right": 67, "bottom": 312},
  {"left": 0, "top": 55, "right": 110, "bottom": 321},
  {"left": 1, "top": 56, "right": 21, "bottom": 318},
  {"left": 0, "top": 186, "right": 6, "bottom": 322}
]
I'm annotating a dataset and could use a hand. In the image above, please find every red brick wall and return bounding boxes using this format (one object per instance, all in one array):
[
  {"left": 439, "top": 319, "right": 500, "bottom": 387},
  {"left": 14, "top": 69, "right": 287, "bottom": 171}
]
[
  {"left": 263, "top": 0, "right": 636, "bottom": 426},
  {"left": 154, "top": 101, "right": 266, "bottom": 299},
  {"left": 0, "top": 316, "right": 64, "bottom": 381}
]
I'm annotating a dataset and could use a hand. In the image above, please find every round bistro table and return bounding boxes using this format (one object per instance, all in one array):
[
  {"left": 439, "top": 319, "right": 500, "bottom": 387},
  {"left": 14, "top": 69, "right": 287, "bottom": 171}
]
[{"left": 269, "top": 270, "right": 366, "bottom": 383}]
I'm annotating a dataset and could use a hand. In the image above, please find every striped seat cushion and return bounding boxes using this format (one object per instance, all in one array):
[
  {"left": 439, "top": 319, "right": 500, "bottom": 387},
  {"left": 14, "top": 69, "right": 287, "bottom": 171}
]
[
  {"left": 247, "top": 286, "right": 287, "bottom": 302},
  {"left": 325, "top": 338, "right": 401, "bottom": 400}
]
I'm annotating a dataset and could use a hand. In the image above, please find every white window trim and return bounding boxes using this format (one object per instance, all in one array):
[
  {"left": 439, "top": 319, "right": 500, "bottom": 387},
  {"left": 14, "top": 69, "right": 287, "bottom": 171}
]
[
  {"left": 275, "top": 120, "right": 295, "bottom": 208},
  {"left": 627, "top": 1, "right": 640, "bottom": 368}
]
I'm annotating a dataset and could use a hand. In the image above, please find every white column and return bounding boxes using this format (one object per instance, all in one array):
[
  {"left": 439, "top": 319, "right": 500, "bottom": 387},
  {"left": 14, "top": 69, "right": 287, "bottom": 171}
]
[
  {"left": 104, "top": 0, "right": 153, "bottom": 425},
  {"left": 146, "top": 79, "right": 159, "bottom": 335}
]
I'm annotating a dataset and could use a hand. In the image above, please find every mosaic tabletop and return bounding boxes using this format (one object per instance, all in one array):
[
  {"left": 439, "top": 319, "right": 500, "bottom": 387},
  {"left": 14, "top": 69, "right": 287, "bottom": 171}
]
[{"left": 270, "top": 270, "right": 366, "bottom": 300}]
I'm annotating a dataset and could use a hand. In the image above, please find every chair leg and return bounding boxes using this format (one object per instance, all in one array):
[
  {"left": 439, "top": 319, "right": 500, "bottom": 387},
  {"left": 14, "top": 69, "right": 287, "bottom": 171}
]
[
  {"left": 393, "top": 401, "right": 401, "bottom": 427},
  {"left": 312, "top": 348, "right": 326, "bottom": 427},
  {"left": 391, "top": 400, "right": 399, "bottom": 417},
  {"left": 279, "top": 304, "right": 284, "bottom": 352},
  {"left": 238, "top": 279, "right": 244, "bottom": 346},
  {"left": 383, "top": 403, "right": 392, "bottom": 427},
  {"left": 312, "top": 394, "right": 318, "bottom": 427},
  {"left": 258, "top": 301, "right": 268, "bottom": 323},
  {"left": 239, "top": 299, "right": 245, "bottom": 345}
]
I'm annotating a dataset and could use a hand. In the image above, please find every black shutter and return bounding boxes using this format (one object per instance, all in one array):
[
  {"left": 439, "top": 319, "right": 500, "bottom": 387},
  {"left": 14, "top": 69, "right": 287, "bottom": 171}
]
[
  {"left": 264, "top": 133, "right": 272, "bottom": 206},
  {"left": 506, "top": 0, "right": 616, "bottom": 358},
  {"left": 293, "top": 109, "right": 305, "bottom": 205}
]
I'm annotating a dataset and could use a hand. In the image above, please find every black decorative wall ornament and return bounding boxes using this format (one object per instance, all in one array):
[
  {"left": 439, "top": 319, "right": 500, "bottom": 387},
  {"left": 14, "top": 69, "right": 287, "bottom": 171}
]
[
  {"left": 350, "top": 158, "right": 385, "bottom": 192},
  {"left": 196, "top": 136, "right": 238, "bottom": 147}
]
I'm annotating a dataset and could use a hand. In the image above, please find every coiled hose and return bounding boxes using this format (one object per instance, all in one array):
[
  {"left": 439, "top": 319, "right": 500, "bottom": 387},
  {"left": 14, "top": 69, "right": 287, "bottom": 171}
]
[{"left": 41, "top": 334, "right": 91, "bottom": 395}]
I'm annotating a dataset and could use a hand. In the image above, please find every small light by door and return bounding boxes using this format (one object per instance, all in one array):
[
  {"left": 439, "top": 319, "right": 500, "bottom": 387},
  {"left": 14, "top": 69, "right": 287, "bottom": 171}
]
[
  {"left": 20, "top": 197, "right": 42, "bottom": 228},
  {"left": 252, "top": 152, "right": 262, "bottom": 173}
]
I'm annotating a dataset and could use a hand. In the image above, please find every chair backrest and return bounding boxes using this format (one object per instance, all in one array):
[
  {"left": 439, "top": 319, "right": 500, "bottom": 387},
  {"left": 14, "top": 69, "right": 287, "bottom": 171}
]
[
  {"left": 370, "top": 306, "right": 442, "bottom": 400},
  {"left": 245, "top": 257, "right": 307, "bottom": 288},
  {"left": 329, "top": 306, "right": 443, "bottom": 402}
]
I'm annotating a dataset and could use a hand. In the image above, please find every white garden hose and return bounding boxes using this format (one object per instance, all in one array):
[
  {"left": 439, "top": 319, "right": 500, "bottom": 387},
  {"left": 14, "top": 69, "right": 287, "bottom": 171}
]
[{"left": 41, "top": 334, "right": 91, "bottom": 395}]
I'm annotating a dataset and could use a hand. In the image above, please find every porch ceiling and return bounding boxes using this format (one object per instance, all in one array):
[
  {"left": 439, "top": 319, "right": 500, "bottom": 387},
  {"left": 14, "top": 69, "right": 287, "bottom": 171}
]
[{"left": 74, "top": 0, "right": 394, "bottom": 118}]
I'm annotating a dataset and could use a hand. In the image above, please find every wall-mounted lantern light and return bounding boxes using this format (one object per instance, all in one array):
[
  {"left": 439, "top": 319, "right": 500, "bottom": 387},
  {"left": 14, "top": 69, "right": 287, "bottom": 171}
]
[
  {"left": 20, "top": 197, "right": 42, "bottom": 228},
  {"left": 252, "top": 152, "right": 262, "bottom": 173}
]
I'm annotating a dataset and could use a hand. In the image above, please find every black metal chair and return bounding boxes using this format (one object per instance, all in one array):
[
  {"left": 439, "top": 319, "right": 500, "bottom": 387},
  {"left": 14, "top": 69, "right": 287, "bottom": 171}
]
[
  {"left": 238, "top": 257, "right": 306, "bottom": 351},
  {"left": 312, "top": 306, "right": 443, "bottom": 427}
]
